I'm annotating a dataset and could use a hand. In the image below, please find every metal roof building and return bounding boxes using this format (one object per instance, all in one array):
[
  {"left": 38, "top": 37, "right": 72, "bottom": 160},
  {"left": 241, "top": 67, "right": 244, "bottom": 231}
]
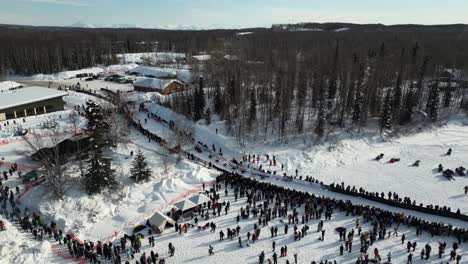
[{"left": 0, "top": 86, "right": 68, "bottom": 121}]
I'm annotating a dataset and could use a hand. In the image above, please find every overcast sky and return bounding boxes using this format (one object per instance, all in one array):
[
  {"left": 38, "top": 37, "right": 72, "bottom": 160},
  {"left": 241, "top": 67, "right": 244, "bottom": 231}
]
[{"left": 0, "top": 0, "right": 467, "bottom": 28}]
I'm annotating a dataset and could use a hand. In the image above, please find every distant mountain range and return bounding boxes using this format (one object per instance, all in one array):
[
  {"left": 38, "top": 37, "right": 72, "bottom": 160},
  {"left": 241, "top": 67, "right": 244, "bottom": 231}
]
[
  {"left": 65, "top": 22, "right": 244, "bottom": 30},
  {"left": 1, "top": 22, "right": 467, "bottom": 32},
  {"left": 272, "top": 22, "right": 468, "bottom": 32}
]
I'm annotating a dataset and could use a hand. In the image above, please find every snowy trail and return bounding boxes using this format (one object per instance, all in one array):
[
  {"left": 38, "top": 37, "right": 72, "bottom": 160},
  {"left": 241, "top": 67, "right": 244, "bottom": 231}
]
[{"left": 134, "top": 104, "right": 468, "bottom": 228}]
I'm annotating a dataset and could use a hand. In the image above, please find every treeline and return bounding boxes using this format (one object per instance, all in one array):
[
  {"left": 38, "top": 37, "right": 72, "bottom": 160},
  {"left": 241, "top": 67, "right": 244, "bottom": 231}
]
[
  {"left": 0, "top": 25, "right": 236, "bottom": 76},
  {"left": 164, "top": 29, "right": 468, "bottom": 143},
  {"left": 2, "top": 24, "right": 468, "bottom": 143}
]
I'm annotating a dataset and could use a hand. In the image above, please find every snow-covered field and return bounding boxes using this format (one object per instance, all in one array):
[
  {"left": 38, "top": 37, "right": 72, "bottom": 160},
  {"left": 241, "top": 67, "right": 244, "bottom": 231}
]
[
  {"left": 109, "top": 183, "right": 467, "bottom": 264},
  {"left": 0, "top": 215, "right": 52, "bottom": 264},
  {"left": 138, "top": 101, "right": 468, "bottom": 214},
  {"left": 117, "top": 52, "right": 186, "bottom": 64}
]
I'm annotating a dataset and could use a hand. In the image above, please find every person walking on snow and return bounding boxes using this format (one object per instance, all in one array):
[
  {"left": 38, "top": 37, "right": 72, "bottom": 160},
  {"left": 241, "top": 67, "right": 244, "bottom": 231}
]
[{"left": 208, "top": 245, "right": 214, "bottom": 255}]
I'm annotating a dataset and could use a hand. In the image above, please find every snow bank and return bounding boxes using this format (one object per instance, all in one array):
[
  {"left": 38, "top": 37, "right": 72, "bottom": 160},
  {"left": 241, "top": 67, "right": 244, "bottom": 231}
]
[
  {"left": 0, "top": 217, "right": 52, "bottom": 264},
  {"left": 0, "top": 80, "right": 22, "bottom": 91}
]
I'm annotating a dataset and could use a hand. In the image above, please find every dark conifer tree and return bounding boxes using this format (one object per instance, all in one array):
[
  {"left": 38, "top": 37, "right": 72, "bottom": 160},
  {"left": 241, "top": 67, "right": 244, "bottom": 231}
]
[
  {"left": 380, "top": 91, "right": 393, "bottom": 133},
  {"left": 315, "top": 101, "right": 326, "bottom": 138},
  {"left": 426, "top": 82, "right": 440, "bottom": 122},
  {"left": 204, "top": 107, "right": 211, "bottom": 125},
  {"left": 248, "top": 89, "right": 257, "bottom": 130},
  {"left": 83, "top": 100, "right": 116, "bottom": 194},
  {"left": 352, "top": 65, "right": 365, "bottom": 126},
  {"left": 193, "top": 76, "right": 206, "bottom": 121},
  {"left": 130, "top": 150, "right": 152, "bottom": 183},
  {"left": 328, "top": 44, "right": 339, "bottom": 100},
  {"left": 443, "top": 79, "right": 453, "bottom": 108},
  {"left": 213, "top": 81, "right": 223, "bottom": 115}
]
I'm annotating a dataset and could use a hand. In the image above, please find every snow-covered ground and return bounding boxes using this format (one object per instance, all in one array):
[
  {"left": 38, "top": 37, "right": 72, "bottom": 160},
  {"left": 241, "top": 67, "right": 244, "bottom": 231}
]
[
  {"left": 0, "top": 80, "right": 22, "bottom": 91},
  {"left": 117, "top": 52, "right": 186, "bottom": 64},
  {"left": 0, "top": 216, "right": 52, "bottom": 264},
  {"left": 11, "top": 63, "right": 139, "bottom": 82},
  {"left": 113, "top": 183, "right": 468, "bottom": 264},
  {"left": 137, "top": 101, "right": 468, "bottom": 215},
  {"left": 2, "top": 67, "right": 468, "bottom": 263}
]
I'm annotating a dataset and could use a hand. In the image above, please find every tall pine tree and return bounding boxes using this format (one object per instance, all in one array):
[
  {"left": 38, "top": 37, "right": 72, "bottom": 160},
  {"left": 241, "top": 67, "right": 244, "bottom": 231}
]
[
  {"left": 204, "top": 107, "right": 211, "bottom": 125},
  {"left": 327, "top": 44, "right": 339, "bottom": 100},
  {"left": 315, "top": 101, "right": 326, "bottom": 138},
  {"left": 443, "top": 78, "right": 453, "bottom": 108},
  {"left": 352, "top": 65, "right": 365, "bottom": 126},
  {"left": 380, "top": 91, "right": 393, "bottom": 133},
  {"left": 213, "top": 81, "right": 223, "bottom": 115},
  {"left": 83, "top": 100, "right": 116, "bottom": 194},
  {"left": 130, "top": 150, "right": 152, "bottom": 183},
  {"left": 248, "top": 89, "right": 257, "bottom": 130},
  {"left": 426, "top": 82, "right": 440, "bottom": 122},
  {"left": 193, "top": 76, "right": 206, "bottom": 121},
  {"left": 315, "top": 82, "right": 326, "bottom": 138}
]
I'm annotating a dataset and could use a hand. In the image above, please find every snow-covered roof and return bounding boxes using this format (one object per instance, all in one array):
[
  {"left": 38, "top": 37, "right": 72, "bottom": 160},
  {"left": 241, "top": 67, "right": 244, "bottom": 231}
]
[
  {"left": 188, "top": 194, "right": 210, "bottom": 205},
  {"left": 0, "top": 81, "right": 22, "bottom": 92},
  {"left": 129, "top": 66, "right": 176, "bottom": 78},
  {"left": 224, "top": 55, "right": 239, "bottom": 61},
  {"left": 176, "top": 69, "right": 192, "bottom": 83},
  {"left": 133, "top": 78, "right": 181, "bottom": 90},
  {"left": 0, "top": 87, "right": 68, "bottom": 110},
  {"left": 173, "top": 199, "right": 197, "bottom": 211},
  {"left": 191, "top": 55, "right": 211, "bottom": 61}
]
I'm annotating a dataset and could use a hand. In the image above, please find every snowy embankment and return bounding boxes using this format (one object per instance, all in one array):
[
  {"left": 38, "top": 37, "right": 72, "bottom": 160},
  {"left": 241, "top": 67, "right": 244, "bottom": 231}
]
[
  {"left": 138, "top": 100, "right": 468, "bottom": 217},
  {"left": 256, "top": 121, "right": 468, "bottom": 214},
  {"left": 0, "top": 216, "right": 52, "bottom": 264},
  {"left": 0, "top": 80, "right": 22, "bottom": 91},
  {"left": 18, "top": 127, "right": 219, "bottom": 242},
  {"left": 1, "top": 91, "right": 213, "bottom": 244}
]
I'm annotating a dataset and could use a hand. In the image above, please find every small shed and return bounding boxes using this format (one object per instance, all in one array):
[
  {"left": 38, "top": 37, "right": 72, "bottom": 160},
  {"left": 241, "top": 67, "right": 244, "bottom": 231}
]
[{"left": 148, "top": 211, "right": 176, "bottom": 232}]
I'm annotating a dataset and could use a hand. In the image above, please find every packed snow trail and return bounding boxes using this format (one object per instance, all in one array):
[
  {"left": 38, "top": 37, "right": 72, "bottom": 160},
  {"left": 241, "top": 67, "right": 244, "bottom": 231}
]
[{"left": 132, "top": 103, "right": 468, "bottom": 228}]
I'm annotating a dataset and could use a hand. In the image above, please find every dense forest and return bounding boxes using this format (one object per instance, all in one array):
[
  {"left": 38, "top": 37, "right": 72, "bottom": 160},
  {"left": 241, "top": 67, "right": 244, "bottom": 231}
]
[
  {"left": 0, "top": 25, "right": 236, "bottom": 75},
  {"left": 1, "top": 24, "right": 468, "bottom": 143},
  {"left": 164, "top": 26, "right": 468, "bottom": 144}
]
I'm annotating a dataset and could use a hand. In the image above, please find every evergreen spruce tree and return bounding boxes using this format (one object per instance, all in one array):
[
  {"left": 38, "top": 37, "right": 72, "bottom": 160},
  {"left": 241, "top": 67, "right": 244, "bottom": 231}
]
[
  {"left": 130, "top": 150, "right": 152, "bottom": 183},
  {"left": 392, "top": 68, "right": 403, "bottom": 115},
  {"left": 443, "top": 79, "right": 453, "bottom": 108},
  {"left": 352, "top": 65, "right": 365, "bottom": 127},
  {"left": 399, "top": 82, "right": 417, "bottom": 125},
  {"left": 84, "top": 100, "right": 110, "bottom": 151},
  {"left": 352, "top": 87, "right": 363, "bottom": 126},
  {"left": 327, "top": 44, "right": 339, "bottom": 100},
  {"left": 426, "top": 82, "right": 440, "bottom": 122},
  {"left": 248, "top": 89, "right": 257, "bottom": 130},
  {"left": 204, "top": 107, "right": 211, "bottom": 125},
  {"left": 83, "top": 100, "right": 116, "bottom": 194},
  {"left": 315, "top": 101, "right": 326, "bottom": 138},
  {"left": 213, "top": 81, "right": 223, "bottom": 115},
  {"left": 83, "top": 157, "right": 116, "bottom": 194},
  {"left": 380, "top": 91, "right": 393, "bottom": 133},
  {"left": 198, "top": 75, "right": 206, "bottom": 112},
  {"left": 193, "top": 76, "right": 205, "bottom": 121}
]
